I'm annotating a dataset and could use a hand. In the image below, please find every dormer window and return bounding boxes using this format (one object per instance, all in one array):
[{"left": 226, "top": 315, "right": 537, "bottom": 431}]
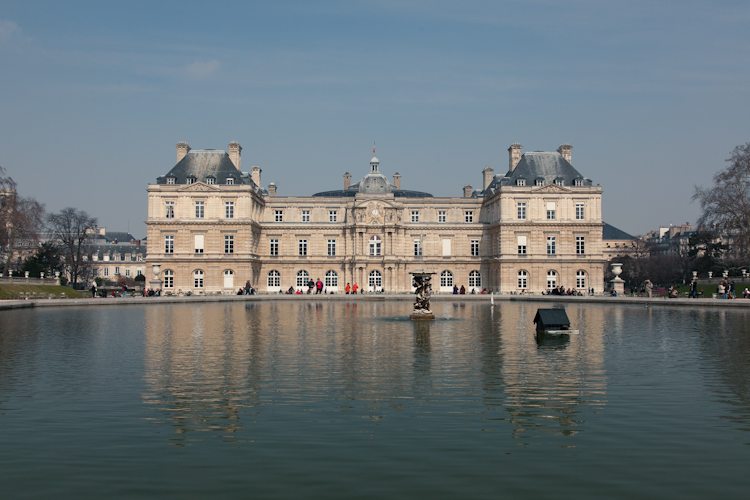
[
  {"left": 166, "top": 177, "right": 175, "bottom": 185},
  {"left": 574, "top": 178, "right": 584, "bottom": 186},
  {"left": 206, "top": 176, "right": 215, "bottom": 185},
  {"left": 226, "top": 177, "right": 235, "bottom": 185},
  {"left": 186, "top": 176, "right": 196, "bottom": 185},
  {"left": 516, "top": 179, "right": 526, "bottom": 186},
  {"left": 554, "top": 178, "right": 564, "bottom": 187}
]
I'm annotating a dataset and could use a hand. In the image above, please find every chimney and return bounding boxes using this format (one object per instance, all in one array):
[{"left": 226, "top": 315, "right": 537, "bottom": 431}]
[
  {"left": 464, "top": 185, "right": 473, "bottom": 198},
  {"left": 130, "top": 239, "right": 134, "bottom": 244},
  {"left": 268, "top": 183, "right": 277, "bottom": 197},
  {"left": 344, "top": 172, "right": 351, "bottom": 190},
  {"left": 136, "top": 240, "right": 141, "bottom": 249},
  {"left": 508, "top": 143, "right": 522, "bottom": 172},
  {"left": 176, "top": 141, "right": 191, "bottom": 163},
  {"left": 228, "top": 141, "right": 242, "bottom": 171},
  {"left": 557, "top": 143, "right": 572, "bottom": 163},
  {"left": 482, "top": 167, "right": 494, "bottom": 191},
  {"left": 393, "top": 173, "right": 401, "bottom": 190},
  {"left": 251, "top": 166, "right": 262, "bottom": 187}
]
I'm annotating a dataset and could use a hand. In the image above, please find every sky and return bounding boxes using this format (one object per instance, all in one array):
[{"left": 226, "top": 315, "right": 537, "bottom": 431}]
[{"left": 1, "top": 0, "right": 749, "bottom": 238}]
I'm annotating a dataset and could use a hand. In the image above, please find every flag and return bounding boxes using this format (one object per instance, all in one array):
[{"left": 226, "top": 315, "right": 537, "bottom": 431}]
[{"left": 373, "top": 143, "right": 376, "bottom": 154}]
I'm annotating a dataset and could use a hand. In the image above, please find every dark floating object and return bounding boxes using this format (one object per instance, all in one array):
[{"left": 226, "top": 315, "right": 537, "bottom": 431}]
[{"left": 534, "top": 308, "right": 579, "bottom": 335}]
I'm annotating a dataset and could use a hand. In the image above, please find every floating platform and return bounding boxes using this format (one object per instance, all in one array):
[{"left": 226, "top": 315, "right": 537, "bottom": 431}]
[{"left": 534, "top": 308, "right": 579, "bottom": 335}]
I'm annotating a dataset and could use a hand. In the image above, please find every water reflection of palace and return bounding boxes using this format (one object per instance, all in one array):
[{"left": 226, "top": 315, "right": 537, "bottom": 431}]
[{"left": 141, "top": 302, "right": 608, "bottom": 444}]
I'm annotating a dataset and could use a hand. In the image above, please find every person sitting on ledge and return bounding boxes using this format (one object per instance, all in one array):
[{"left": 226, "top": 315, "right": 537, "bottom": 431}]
[
  {"left": 286, "top": 286, "right": 294, "bottom": 295},
  {"left": 459, "top": 285, "right": 466, "bottom": 294},
  {"left": 453, "top": 285, "right": 459, "bottom": 294}
]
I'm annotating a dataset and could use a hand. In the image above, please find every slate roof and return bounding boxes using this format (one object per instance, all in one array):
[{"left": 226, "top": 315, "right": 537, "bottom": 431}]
[
  {"left": 602, "top": 223, "right": 634, "bottom": 240},
  {"left": 481, "top": 151, "right": 592, "bottom": 196},
  {"left": 155, "top": 150, "right": 255, "bottom": 187}
]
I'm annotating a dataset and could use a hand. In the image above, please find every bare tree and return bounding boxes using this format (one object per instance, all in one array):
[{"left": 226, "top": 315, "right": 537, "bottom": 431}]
[
  {"left": 0, "top": 166, "right": 45, "bottom": 274},
  {"left": 47, "top": 207, "right": 98, "bottom": 285},
  {"left": 693, "top": 142, "right": 750, "bottom": 262}
]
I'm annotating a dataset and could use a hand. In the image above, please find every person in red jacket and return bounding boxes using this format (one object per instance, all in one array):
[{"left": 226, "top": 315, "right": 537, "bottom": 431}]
[{"left": 352, "top": 282, "right": 359, "bottom": 294}]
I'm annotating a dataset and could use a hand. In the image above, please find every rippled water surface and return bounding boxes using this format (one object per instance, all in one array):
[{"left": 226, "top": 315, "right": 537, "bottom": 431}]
[{"left": 1, "top": 301, "right": 749, "bottom": 499}]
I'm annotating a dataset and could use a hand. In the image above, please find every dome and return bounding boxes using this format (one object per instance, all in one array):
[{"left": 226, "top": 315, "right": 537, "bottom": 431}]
[
  {"left": 370, "top": 155, "right": 379, "bottom": 164},
  {"left": 359, "top": 172, "right": 391, "bottom": 194}
]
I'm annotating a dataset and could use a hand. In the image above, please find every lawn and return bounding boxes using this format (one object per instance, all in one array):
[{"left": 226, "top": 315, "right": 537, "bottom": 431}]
[{"left": 0, "top": 285, "right": 87, "bottom": 299}]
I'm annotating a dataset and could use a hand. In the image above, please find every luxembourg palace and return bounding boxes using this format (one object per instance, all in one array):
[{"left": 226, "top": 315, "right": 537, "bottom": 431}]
[{"left": 146, "top": 141, "right": 605, "bottom": 294}]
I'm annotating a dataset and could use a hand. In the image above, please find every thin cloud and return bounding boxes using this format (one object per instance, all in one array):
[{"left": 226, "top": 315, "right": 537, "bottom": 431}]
[
  {"left": 185, "top": 59, "right": 221, "bottom": 78},
  {"left": 0, "top": 19, "right": 20, "bottom": 41}
]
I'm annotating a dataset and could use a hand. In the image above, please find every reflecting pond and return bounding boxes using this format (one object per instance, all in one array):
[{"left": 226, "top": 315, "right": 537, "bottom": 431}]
[{"left": 1, "top": 301, "right": 749, "bottom": 499}]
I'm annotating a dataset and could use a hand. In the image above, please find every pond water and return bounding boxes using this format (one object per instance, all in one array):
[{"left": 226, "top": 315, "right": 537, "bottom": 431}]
[{"left": 1, "top": 301, "right": 749, "bottom": 499}]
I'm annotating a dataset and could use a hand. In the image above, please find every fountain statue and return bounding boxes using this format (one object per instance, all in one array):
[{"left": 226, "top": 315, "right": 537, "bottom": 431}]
[{"left": 410, "top": 271, "right": 435, "bottom": 321}]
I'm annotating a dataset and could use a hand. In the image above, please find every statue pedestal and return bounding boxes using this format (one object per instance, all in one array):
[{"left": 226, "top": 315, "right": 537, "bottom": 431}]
[
  {"left": 610, "top": 277, "right": 625, "bottom": 295},
  {"left": 410, "top": 312, "right": 435, "bottom": 321},
  {"left": 149, "top": 278, "right": 163, "bottom": 291}
]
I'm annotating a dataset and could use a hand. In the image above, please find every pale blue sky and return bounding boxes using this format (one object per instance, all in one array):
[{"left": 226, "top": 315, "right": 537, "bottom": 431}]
[{"left": 1, "top": 0, "right": 749, "bottom": 237}]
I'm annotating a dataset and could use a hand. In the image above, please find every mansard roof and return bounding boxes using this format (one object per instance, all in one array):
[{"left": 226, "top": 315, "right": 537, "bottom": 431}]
[
  {"left": 155, "top": 149, "right": 255, "bottom": 186},
  {"left": 602, "top": 223, "right": 634, "bottom": 241},
  {"left": 480, "top": 151, "right": 593, "bottom": 196}
]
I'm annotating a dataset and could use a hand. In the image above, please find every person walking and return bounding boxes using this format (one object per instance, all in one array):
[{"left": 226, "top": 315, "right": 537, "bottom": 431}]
[
  {"left": 645, "top": 279, "right": 653, "bottom": 298},
  {"left": 690, "top": 279, "right": 697, "bottom": 298},
  {"left": 352, "top": 282, "right": 358, "bottom": 294},
  {"left": 345, "top": 283, "right": 351, "bottom": 294},
  {"left": 91, "top": 283, "right": 97, "bottom": 298}
]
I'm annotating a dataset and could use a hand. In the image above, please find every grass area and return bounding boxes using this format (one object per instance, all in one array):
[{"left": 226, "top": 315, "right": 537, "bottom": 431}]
[
  {"left": 0, "top": 285, "right": 87, "bottom": 299},
  {"left": 675, "top": 283, "right": 750, "bottom": 298}
]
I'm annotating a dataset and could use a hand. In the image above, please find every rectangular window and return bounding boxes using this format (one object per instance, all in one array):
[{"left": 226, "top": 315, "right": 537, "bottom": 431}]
[
  {"left": 206, "top": 177, "right": 215, "bottom": 185},
  {"left": 164, "top": 235, "right": 174, "bottom": 254},
  {"left": 103, "top": 267, "right": 109, "bottom": 277},
  {"left": 411, "top": 210, "right": 420, "bottom": 223},
  {"left": 517, "top": 202, "right": 526, "bottom": 220},
  {"left": 576, "top": 203, "right": 585, "bottom": 220},
  {"left": 470, "top": 239, "right": 479, "bottom": 256},
  {"left": 329, "top": 210, "right": 337, "bottom": 222},
  {"left": 194, "top": 234, "right": 204, "bottom": 254},
  {"left": 226, "top": 178, "right": 235, "bottom": 185},
  {"left": 195, "top": 200, "right": 204, "bottom": 219},
  {"left": 576, "top": 235, "right": 585, "bottom": 255},
  {"left": 517, "top": 179, "right": 526, "bottom": 186},
  {"left": 186, "top": 178, "right": 195, "bottom": 185},
  {"left": 225, "top": 235, "right": 234, "bottom": 254},
  {"left": 165, "top": 201, "right": 174, "bottom": 219},
  {"left": 299, "top": 239, "right": 307, "bottom": 256},
  {"left": 465, "top": 211, "right": 474, "bottom": 223},
  {"left": 302, "top": 210, "right": 310, "bottom": 222},
  {"left": 166, "top": 177, "right": 175, "bottom": 185},
  {"left": 270, "top": 238, "right": 279, "bottom": 256},
  {"left": 125, "top": 269, "right": 131, "bottom": 277},
  {"left": 225, "top": 201, "right": 234, "bottom": 219},
  {"left": 327, "top": 239, "right": 336, "bottom": 256},
  {"left": 546, "top": 201, "right": 556, "bottom": 220},
  {"left": 275, "top": 210, "right": 283, "bottom": 222},
  {"left": 517, "top": 235, "right": 527, "bottom": 255},
  {"left": 414, "top": 239, "right": 422, "bottom": 256},
  {"left": 442, "top": 238, "right": 451, "bottom": 256},
  {"left": 547, "top": 236, "right": 556, "bottom": 255},
  {"left": 115, "top": 266, "right": 120, "bottom": 275},
  {"left": 438, "top": 210, "right": 446, "bottom": 223}
]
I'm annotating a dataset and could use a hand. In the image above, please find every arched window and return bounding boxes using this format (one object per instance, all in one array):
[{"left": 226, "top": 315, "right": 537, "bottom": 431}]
[
  {"left": 469, "top": 270, "right": 481, "bottom": 288},
  {"left": 325, "top": 270, "right": 338, "bottom": 288},
  {"left": 440, "top": 270, "right": 453, "bottom": 291},
  {"left": 223, "top": 269, "right": 234, "bottom": 289},
  {"left": 296, "top": 270, "right": 309, "bottom": 288},
  {"left": 547, "top": 270, "right": 557, "bottom": 289},
  {"left": 268, "top": 270, "right": 280, "bottom": 288},
  {"left": 517, "top": 270, "right": 528, "bottom": 289},
  {"left": 576, "top": 270, "right": 587, "bottom": 289},
  {"left": 368, "top": 270, "right": 382, "bottom": 290},
  {"left": 369, "top": 235, "right": 382, "bottom": 256},
  {"left": 193, "top": 270, "right": 204, "bottom": 288},
  {"left": 163, "top": 269, "right": 174, "bottom": 288}
]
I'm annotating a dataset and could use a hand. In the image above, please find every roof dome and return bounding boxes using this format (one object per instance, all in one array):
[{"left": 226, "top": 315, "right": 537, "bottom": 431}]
[
  {"left": 370, "top": 155, "right": 379, "bottom": 164},
  {"left": 359, "top": 172, "right": 391, "bottom": 194}
]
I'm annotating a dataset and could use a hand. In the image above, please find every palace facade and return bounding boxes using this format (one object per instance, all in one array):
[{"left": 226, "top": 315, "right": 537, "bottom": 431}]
[{"left": 146, "top": 141, "right": 605, "bottom": 294}]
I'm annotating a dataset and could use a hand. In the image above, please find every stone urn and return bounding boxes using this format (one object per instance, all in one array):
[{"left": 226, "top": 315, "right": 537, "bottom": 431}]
[
  {"left": 609, "top": 263, "right": 625, "bottom": 295},
  {"left": 149, "top": 263, "right": 163, "bottom": 292}
]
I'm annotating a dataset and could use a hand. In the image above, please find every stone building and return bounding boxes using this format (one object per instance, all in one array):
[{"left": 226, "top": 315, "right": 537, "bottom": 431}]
[{"left": 146, "top": 141, "right": 605, "bottom": 294}]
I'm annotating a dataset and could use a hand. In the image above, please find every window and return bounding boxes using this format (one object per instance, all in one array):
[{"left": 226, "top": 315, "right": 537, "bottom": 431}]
[
  {"left": 517, "top": 270, "right": 528, "bottom": 289},
  {"left": 302, "top": 210, "right": 310, "bottom": 222},
  {"left": 414, "top": 239, "right": 422, "bottom": 257},
  {"left": 547, "top": 236, "right": 556, "bottom": 255},
  {"left": 470, "top": 239, "right": 479, "bottom": 256},
  {"left": 298, "top": 239, "right": 307, "bottom": 256},
  {"left": 329, "top": 210, "right": 337, "bottom": 222},
  {"left": 517, "top": 202, "right": 526, "bottom": 220},
  {"left": 438, "top": 210, "right": 446, "bottom": 223},
  {"left": 369, "top": 235, "right": 381, "bottom": 256},
  {"left": 535, "top": 179, "right": 544, "bottom": 186},
  {"left": 164, "top": 269, "right": 174, "bottom": 288},
  {"left": 165, "top": 201, "right": 174, "bottom": 219},
  {"left": 194, "top": 270, "right": 204, "bottom": 288},
  {"left": 516, "top": 179, "right": 526, "bottom": 186},
  {"left": 268, "top": 270, "right": 281, "bottom": 288},
  {"left": 137, "top": 254, "right": 142, "bottom": 261},
  {"left": 164, "top": 235, "right": 174, "bottom": 254},
  {"left": 576, "top": 203, "right": 585, "bottom": 220},
  {"left": 576, "top": 270, "right": 587, "bottom": 289},
  {"left": 115, "top": 266, "right": 120, "bottom": 276},
  {"left": 206, "top": 177, "right": 215, "bottom": 185},
  {"left": 411, "top": 210, "right": 419, "bottom": 223},
  {"left": 465, "top": 211, "right": 474, "bottom": 223},
  {"left": 275, "top": 210, "right": 283, "bottom": 222},
  {"left": 575, "top": 178, "right": 584, "bottom": 186},
  {"left": 226, "top": 177, "right": 235, "bottom": 185},
  {"left": 103, "top": 267, "right": 109, "bottom": 277},
  {"left": 194, "top": 234, "right": 204, "bottom": 254},
  {"left": 186, "top": 177, "right": 195, "bottom": 185},
  {"left": 517, "top": 235, "right": 527, "bottom": 254},
  {"left": 325, "top": 270, "right": 338, "bottom": 287},
  {"left": 369, "top": 270, "right": 382, "bottom": 289},
  {"left": 546, "top": 202, "right": 556, "bottom": 220},
  {"left": 223, "top": 270, "right": 234, "bottom": 289},
  {"left": 576, "top": 235, "right": 585, "bottom": 255},
  {"left": 195, "top": 200, "right": 204, "bottom": 219},
  {"left": 166, "top": 177, "right": 175, "bottom": 185},
  {"left": 554, "top": 179, "right": 564, "bottom": 187},
  {"left": 225, "top": 235, "right": 234, "bottom": 254},
  {"left": 440, "top": 270, "right": 454, "bottom": 288},
  {"left": 469, "top": 270, "right": 481, "bottom": 288},
  {"left": 327, "top": 239, "right": 336, "bottom": 256},
  {"left": 547, "top": 270, "right": 557, "bottom": 289},
  {"left": 296, "top": 270, "right": 309, "bottom": 288},
  {"left": 125, "top": 269, "right": 131, "bottom": 277},
  {"left": 225, "top": 201, "right": 234, "bottom": 219},
  {"left": 270, "top": 238, "right": 279, "bottom": 256}
]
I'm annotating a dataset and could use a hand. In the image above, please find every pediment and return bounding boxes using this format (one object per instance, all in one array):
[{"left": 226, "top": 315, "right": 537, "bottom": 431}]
[
  {"left": 533, "top": 184, "right": 570, "bottom": 193},
  {"left": 177, "top": 182, "right": 221, "bottom": 192}
]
